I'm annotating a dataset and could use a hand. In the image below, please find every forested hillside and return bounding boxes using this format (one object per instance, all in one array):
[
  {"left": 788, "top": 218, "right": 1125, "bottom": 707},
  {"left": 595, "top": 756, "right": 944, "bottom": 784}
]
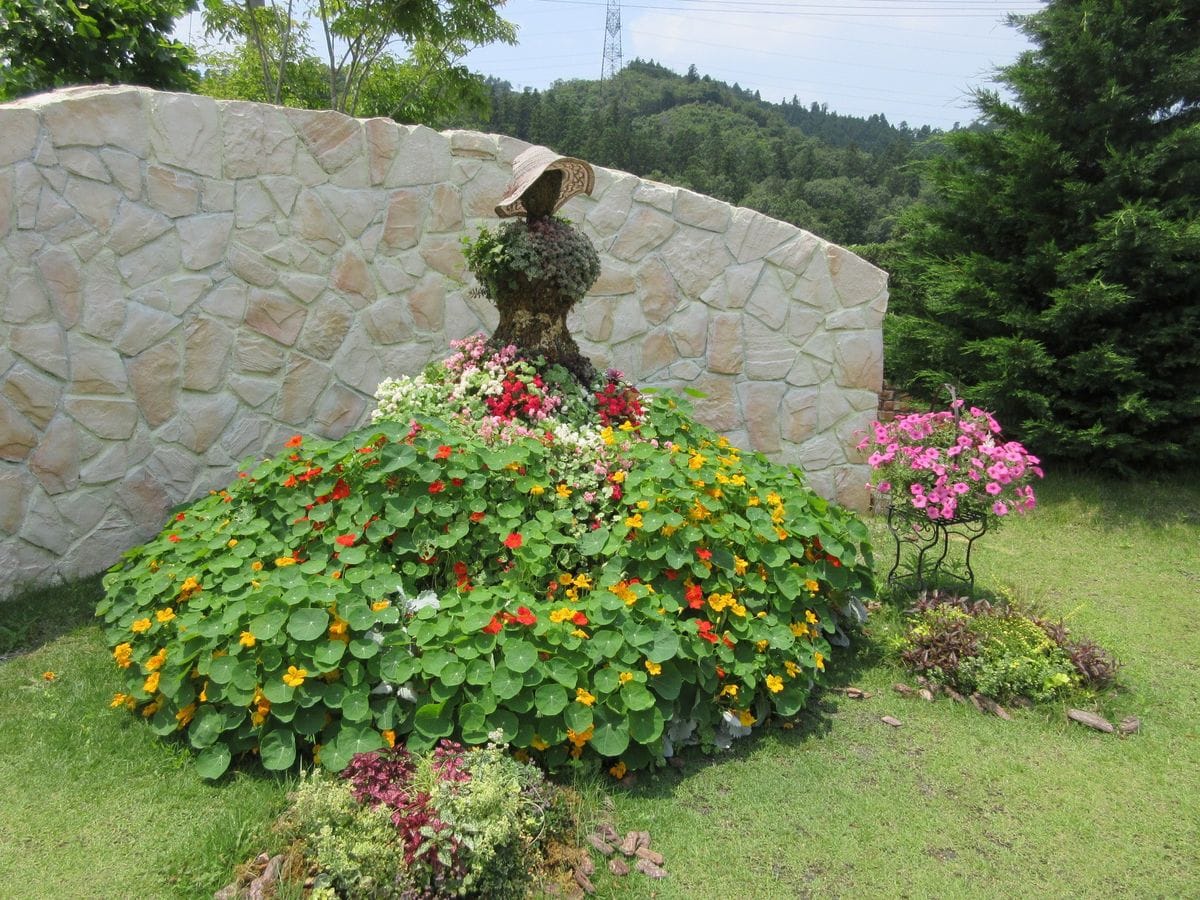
[{"left": 480, "top": 60, "right": 938, "bottom": 246}]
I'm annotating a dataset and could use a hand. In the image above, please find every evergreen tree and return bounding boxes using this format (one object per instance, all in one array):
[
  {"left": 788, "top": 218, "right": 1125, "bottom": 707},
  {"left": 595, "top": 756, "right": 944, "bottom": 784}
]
[{"left": 887, "top": 0, "right": 1200, "bottom": 470}]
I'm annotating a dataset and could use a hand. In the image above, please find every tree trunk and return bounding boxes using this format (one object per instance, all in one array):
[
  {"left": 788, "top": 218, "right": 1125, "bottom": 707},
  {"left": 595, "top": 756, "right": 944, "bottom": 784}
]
[{"left": 491, "top": 278, "right": 597, "bottom": 386}]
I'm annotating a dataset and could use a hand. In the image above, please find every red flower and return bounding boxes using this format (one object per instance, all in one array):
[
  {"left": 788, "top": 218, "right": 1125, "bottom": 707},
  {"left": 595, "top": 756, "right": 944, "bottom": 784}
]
[
  {"left": 696, "top": 548, "right": 713, "bottom": 561},
  {"left": 665, "top": 568, "right": 678, "bottom": 580},
  {"left": 451, "top": 478, "right": 464, "bottom": 487},
  {"left": 331, "top": 478, "right": 351, "bottom": 501},
  {"left": 175, "top": 513, "right": 186, "bottom": 521},
  {"left": 428, "top": 480, "right": 446, "bottom": 494},
  {"left": 685, "top": 583, "right": 705, "bottom": 609},
  {"left": 469, "top": 511, "right": 486, "bottom": 522},
  {"left": 435, "top": 445, "right": 452, "bottom": 460},
  {"left": 716, "top": 666, "right": 726, "bottom": 679},
  {"left": 828, "top": 555, "right": 842, "bottom": 567},
  {"left": 282, "top": 475, "right": 298, "bottom": 489},
  {"left": 453, "top": 561, "right": 468, "bottom": 577},
  {"left": 298, "top": 466, "right": 322, "bottom": 482},
  {"left": 572, "top": 612, "right": 589, "bottom": 626},
  {"left": 335, "top": 534, "right": 356, "bottom": 548},
  {"left": 503, "top": 532, "right": 523, "bottom": 550},
  {"left": 285, "top": 434, "right": 303, "bottom": 448},
  {"left": 482, "top": 616, "right": 503, "bottom": 635},
  {"left": 696, "top": 620, "right": 719, "bottom": 644},
  {"left": 168, "top": 534, "right": 181, "bottom": 543},
  {"left": 513, "top": 606, "right": 537, "bottom": 626}
]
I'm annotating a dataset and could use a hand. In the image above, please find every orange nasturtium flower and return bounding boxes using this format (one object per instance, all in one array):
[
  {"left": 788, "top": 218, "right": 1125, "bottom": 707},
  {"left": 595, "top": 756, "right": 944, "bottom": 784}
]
[
  {"left": 156, "top": 608, "right": 175, "bottom": 624},
  {"left": 146, "top": 648, "right": 168, "bottom": 671},
  {"left": 131, "top": 618, "right": 152, "bottom": 634},
  {"left": 285, "top": 434, "right": 304, "bottom": 448},
  {"left": 371, "top": 600, "right": 391, "bottom": 612},
  {"left": 275, "top": 557, "right": 297, "bottom": 568},
  {"left": 381, "top": 729, "right": 396, "bottom": 748},
  {"left": 143, "top": 671, "right": 161, "bottom": 694},
  {"left": 113, "top": 643, "right": 133, "bottom": 668}
]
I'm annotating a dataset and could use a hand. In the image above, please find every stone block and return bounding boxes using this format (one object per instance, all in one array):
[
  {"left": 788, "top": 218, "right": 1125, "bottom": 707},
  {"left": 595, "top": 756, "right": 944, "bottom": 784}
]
[
  {"left": 745, "top": 266, "right": 790, "bottom": 330},
  {"left": 459, "top": 164, "right": 510, "bottom": 217},
  {"left": 42, "top": 86, "right": 149, "bottom": 156},
  {"left": 609, "top": 208, "right": 676, "bottom": 262},
  {"left": 182, "top": 317, "right": 235, "bottom": 390},
  {"left": 786, "top": 352, "right": 832, "bottom": 388},
  {"left": 407, "top": 274, "right": 446, "bottom": 333},
  {"left": 201, "top": 281, "right": 247, "bottom": 321},
  {"left": 108, "top": 203, "right": 171, "bottom": 256},
  {"left": 3, "top": 270, "right": 51, "bottom": 325},
  {"left": 330, "top": 249, "right": 377, "bottom": 306},
  {"left": 0, "top": 107, "right": 39, "bottom": 167},
  {"left": 365, "top": 118, "right": 400, "bottom": 185},
  {"left": 234, "top": 180, "right": 276, "bottom": 228},
  {"left": 276, "top": 355, "right": 331, "bottom": 425},
  {"left": 585, "top": 175, "right": 637, "bottom": 237},
  {"left": 782, "top": 387, "right": 819, "bottom": 444},
  {"left": 592, "top": 262, "right": 636, "bottom": 296},
  {"left": 287, "top": 108, "right": 364, "bottom": 173},
  {"left": 297, "top": 294, "right": 355, "bottom": 358},
  {"left": 261, "top": 175, "right": 302, "bottom": 215},
  {"left": 332, "top": 325, "right": 385, "bottom": 395},
  {"left": 149, "top": 91, "right": 222, "bottom": 177},
  {"left": 313, "top": 383, "right": 368, "bottom": 437},
  {"left": 447, "top": 130, "right": 498, "bottom": 159},
  {"left": 689, "top": 374, "right": 739, "bottom": 433},
  {"left": 737, "top": 381, "right": 787, "bottom": 454},
  {"left": 638, "top": 328, "right": 678, "bottom": 377},
  {"left": 113, "top": 302, "right": 180, "bottom": 357},
  {"left": 632, "top": 180, "right": 674, "bottom": 212},
  {"left": 178, "top": 213, "right": 234, "bottom": 271},
  {"left": 221, "top": 101, "right": 297, "bottom": 178},
  {"left": 419, "top": 237, "right": 466, "bottom": 282},
  {"left": 0, "top": 169, "right": 12, "bottom": 239},
  {"left": 64, "top": 396, "right": 139, "bottom": 440},
  {"left": 78, "top": 267, "right": 127, "bottom": 341},
  {"left": 142, "top": 444, "right": 201, "bottom": 503},
  {"left": 34, "top": 247, "right": 82, "bottom": 329},
  {"left": 386, "top": 126, "right": 451, "bottom": 186},
  {"left": 635, "top": 257, "right": 679, "bottom": 326},
  {"left": 245, "top": 291, "right": 306, "bottom": 346},
  {"left": 57, "top": 147, "right": 109, "bottom": 182},
  {"left": 795, "top": 433, "right": 844, "bottom": 471},
  {"left": 833, "top": 331, "right": 883, "bottom": 393},
  {"left": 661, "top": 230, "right": 733, "bottom": 299},
  {"left": 444, "top": 289, "right": 483, "bottom": 341},
  {"left": 674, "top": 189, "right": 732, "bottom": 232},
  {"left": 126, "top": 338, "right": 180, "bottom": 428},
  {"left": 827, "top": 245, "right": 888, "bottom": 306},
  {"left": 28, "top": 414, "right": 80, "bottom": 494},
  {"left": 0, "top": 467, "right": 31, "bottom": 533},
  {"left": 725, "top": 206, "right": 796, "bottom": 264},
  {"left": 315, "top": 185, "right": 380, "bottom": 239},
  {"left": 234, "top": 333, "right": 286, "bottom": 374},
  {"left": 381, "top": 188, "right": 426, "bottom": 250},
  {"left": 766, "top": 231, "right": 822, "bottom": 274},
  {"left": 667, "top": 303, "right": 708, "bottom": 358},
  {"left": 706, "top": 313, "right": 744, "bottom": 375},
  {"left": 2, "top": 363, "right": 62, "bottom": 430},
  {"left": 0, "top": 397, "right": 38, "bottom": 461},
  {"left": 292, "top": 189, "right": 345, "bottom": 255},
  {"left": 228, "top": 374, "right": 277, "bottom": 410},
  {"left": 218, "top": 413, "right": 272, "bottom": 460},
  {"left": 146, "top": 165, "right": 200, "bottom": 217},
  {"left": 428, "top": 183, "right": 463, "bottom": 232},
  {"left": 11, "top": 321, "right": 68, "bottom": 379},
  {"left": 100, "top": 147, "right": 141, "bottom": 199},
  {"left": 118, "top": 231, "right": 181, "bottom": 289},
  {"left": 63, "top": 176, "right": 121, "bottom": 231},
  {"left": 68, "top": 335, "right": 127, "bottom": 394},
  {"left": 176, "top": 393, "right": 238, "bottom": 454},
  {"left": 80, "top": 430, "right": 152, "bottom": 485},
  {"left": 744, "top": 316, "right": 797, "bottom": 382}
]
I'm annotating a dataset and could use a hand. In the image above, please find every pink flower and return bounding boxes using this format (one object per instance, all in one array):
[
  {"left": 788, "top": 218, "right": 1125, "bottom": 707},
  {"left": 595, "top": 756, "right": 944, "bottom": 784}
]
[
  {"left": 993, "top": 501, "right": 1009, "bottom": 516},
  {"left": 985, "top": 482, "right": 1002, "bottom": 495}
]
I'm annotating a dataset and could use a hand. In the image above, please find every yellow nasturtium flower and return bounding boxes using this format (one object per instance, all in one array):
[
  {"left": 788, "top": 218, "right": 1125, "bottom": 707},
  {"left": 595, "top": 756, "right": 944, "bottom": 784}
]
[
  {"left": 283, "top": 666, "right": 307, "bottom": 687},
  {"left": 239, "top": 631, "right": 256, "bottom": 648},
  {"left": 765, "top": 674, "right": 784, "bottom": 693},
  {"left": 131, "top": 618, "right": 151, "bottom": 634},
  {"left": 644, "top": 660, "right": 662, "bottom": 676},
  {"left": 575, "top": 688, "right": 596, "bottom": 706},
  {"left": 275, "top": 557, "right": 297, "bottom": 568}
]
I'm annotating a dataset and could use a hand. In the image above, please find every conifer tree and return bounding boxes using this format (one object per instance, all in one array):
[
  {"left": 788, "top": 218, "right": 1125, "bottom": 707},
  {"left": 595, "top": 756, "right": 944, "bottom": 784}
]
[{"left": 887, "top": 0, "right": 1200, "bottom": 469}]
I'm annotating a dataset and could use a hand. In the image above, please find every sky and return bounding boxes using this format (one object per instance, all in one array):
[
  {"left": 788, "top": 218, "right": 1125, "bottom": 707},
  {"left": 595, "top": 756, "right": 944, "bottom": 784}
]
[{"left": 461, "top": 0, "right": 1044, "bottom": 129}]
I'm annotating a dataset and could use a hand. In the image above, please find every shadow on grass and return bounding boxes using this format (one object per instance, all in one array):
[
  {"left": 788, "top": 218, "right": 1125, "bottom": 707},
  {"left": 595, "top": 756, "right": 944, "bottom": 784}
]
[
  {"left": 610, "top": 628, "right": 886, "bottom": 803},
  {"left": 0, "top": 573, "right": 105, "bottom": 659}
]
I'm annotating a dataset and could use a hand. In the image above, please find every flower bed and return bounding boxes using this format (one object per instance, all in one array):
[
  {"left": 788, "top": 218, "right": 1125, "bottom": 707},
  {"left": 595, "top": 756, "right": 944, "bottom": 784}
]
[{"left": 98, "top": 337, "right": 874, "bottom": 779}]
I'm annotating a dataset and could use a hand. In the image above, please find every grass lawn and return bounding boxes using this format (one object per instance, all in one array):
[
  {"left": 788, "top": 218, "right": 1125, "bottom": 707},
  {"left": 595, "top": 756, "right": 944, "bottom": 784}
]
[{"left": 1, "top": 472, "right": 1197, "bottom": 898}]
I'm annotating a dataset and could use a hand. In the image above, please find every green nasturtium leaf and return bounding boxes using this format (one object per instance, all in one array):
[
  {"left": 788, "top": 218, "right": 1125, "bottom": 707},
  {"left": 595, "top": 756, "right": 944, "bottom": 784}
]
[
  {"left": 287, "top": 608, "right": 329, "bottom": 642},
  {"left": 259, "top": 729, "right": 297, "bottom": 771},
  {"left": 194, "top": 743, "right": 232, "bottom": 780}
]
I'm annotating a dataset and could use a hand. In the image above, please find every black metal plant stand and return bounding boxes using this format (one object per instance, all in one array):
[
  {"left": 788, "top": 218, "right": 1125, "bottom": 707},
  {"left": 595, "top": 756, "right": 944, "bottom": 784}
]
[{"left": 885, "top": 504, "right": 988, "bottom": 592}]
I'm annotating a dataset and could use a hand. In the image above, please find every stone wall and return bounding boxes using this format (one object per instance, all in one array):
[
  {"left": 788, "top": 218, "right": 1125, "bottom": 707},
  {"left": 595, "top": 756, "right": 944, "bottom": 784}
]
[{"left": 0, "top": 85, "right": 886, "bottom": 596}]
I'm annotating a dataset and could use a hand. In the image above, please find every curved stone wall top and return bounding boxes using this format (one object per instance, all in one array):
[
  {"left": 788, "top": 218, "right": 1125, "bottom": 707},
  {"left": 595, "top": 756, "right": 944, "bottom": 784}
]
[{"left": 0, "top": 85, "right": 886, "bottom": 596}]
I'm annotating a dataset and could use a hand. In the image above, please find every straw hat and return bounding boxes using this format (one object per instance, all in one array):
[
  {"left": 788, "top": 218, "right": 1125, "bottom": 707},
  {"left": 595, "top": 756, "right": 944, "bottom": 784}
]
[{"left": 495, "top": 146, "right": 596, "bottom": 218}]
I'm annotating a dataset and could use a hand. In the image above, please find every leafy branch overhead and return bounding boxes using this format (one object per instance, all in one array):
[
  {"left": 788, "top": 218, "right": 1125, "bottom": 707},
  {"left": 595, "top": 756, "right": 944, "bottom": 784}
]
[{"left": 199, "top": 0, "right": 516, "bottom": 118}]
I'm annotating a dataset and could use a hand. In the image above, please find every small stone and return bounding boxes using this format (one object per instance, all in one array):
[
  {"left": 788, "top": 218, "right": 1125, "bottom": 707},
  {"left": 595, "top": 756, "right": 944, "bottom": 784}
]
[
  {"left": 944, "top": 687, "right": 966, "bottom": 704},
  {"left": 248, "top": 853, "right": 284, "bottom": 900},
  {"left": 1067, "top": 709, "right": 1115, "bottom": 734},
  {"left": 597, "top": 823, "right": 620, "bottom": 844},
  {"left": 635, "top": 831, "right": 651, "bottom": 851},
  {"left": 634, "top": 858, "right": 668, "bottom": 879},
  {"left": 577, "top": 855, "right": 595, "bottom": 877},
  {"left": 213, "top": 884, "right": 239, "bottom": 900},
  {"left": 845, "top": 687, "right": 870, "bottom": 700},
  {"left": 586, "top": 834, "right": 613, "bottom": 856},
  {"left": 880, "top": 716, "right": 903, "bottom": 728},
  {"left": 634, "top": 847, "right": 664, "bottom": 866},
  {"left": 918, "top": 689, "right": 935, "bottom": 702},
  {"left": 969, "top": 693, "right": 988, "bottom": 714},
  {"left": 981, "top": 697, "right": 1012, "bottom": 720},
  {"left": 619, "top": 832, "right": 640, "bottom": 857},
  {"left": 608, "top": 857, "right": 630, "bottom": 877},
  {"left": 573, "top": 870, "right": 596, "bottom": 895},
  {"left": 893, "top": 683, "right": 915, "bottom": 696},
  {"left": 1118, "top": 716, "right": 1141, "bottom": 736}
]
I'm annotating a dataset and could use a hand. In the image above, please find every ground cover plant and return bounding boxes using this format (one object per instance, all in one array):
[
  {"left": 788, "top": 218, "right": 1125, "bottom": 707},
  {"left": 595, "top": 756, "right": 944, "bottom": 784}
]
[
  {"left": 96, "top": 333, "right": 874, "bottom": 781},
  {"left": 2, "top": 471, "right": 1197, "bottom": 896}
]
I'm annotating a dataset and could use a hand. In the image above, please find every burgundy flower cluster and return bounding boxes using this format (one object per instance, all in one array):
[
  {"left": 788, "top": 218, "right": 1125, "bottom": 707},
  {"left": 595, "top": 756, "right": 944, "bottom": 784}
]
[{"left": 594, "top": 374, "right": 644, "bottom": 426}]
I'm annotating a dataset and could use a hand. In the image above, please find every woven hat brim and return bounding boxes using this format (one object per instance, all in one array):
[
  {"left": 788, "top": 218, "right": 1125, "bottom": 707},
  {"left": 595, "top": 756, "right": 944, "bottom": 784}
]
[{"left": 495, "top": 148, "right": 596, "bottom": 217}]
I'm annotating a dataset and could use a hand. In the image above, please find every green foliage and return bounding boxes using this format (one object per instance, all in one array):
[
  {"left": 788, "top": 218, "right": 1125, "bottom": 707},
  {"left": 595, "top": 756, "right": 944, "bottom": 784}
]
[
  {"left": 898, "top": 590, "right": 1120, "bottom": 703},
  {"left": 883, "top": 0, "right": 1200, "bottom": 470},
  {"left": 463, "top": 216, "right": 601, "bottom": 309},
  {"left": 98, "top": 387, "right": 872, "bottom": 779},
  {"left": 282, "top": 742, "right": 572, "bottom": 898},
  {"left": 0, "top": 0, "right": 197, "bottom": 100},
  {"left": 198, "top": 0, "right": 514, "bottom": 120},
  {"left": 482, "top": 60, "right": 929, "bottom": 245}
]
